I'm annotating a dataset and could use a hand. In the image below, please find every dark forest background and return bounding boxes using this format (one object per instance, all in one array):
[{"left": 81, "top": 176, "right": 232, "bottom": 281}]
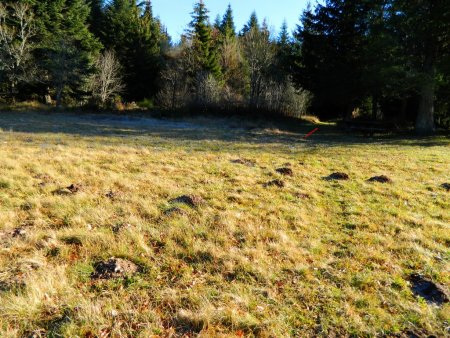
[{"left": 0, "top": 0, "right": 449, "bottom": 134}]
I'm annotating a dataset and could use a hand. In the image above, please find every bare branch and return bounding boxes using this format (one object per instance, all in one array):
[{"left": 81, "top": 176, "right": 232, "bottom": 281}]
[{"left": 91, "top": 50, "right": 125, "bottom": 106}]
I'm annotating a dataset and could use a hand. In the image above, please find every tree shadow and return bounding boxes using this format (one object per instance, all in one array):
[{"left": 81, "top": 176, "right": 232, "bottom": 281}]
[{"left": 0, "top": 111, "right": 448, "bottom": 148}]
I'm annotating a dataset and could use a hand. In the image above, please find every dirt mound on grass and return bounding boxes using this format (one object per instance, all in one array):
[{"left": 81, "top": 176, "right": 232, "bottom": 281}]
[
  {"left": 111, "top": 223, "right": 132, "bottom": 233},
  {"left": 324, "top": 172, "right": 349, "bottom": 181},
  {"left": 105, "top": 190, "right": 119, "bottom": 199},
  {"left": 12, "top": 227, "right": 27, "bottom": 238},
  {"left": 276, "top": 167, "right": 293, "bottom": 176},
  {"left": 53, "top": 183, "right": 82, "bottom": 195},
  {"left": 263, "top": 179, "right": 285, "bottom": 188},
  {"left": 0, "top": 278, "right": 26, "bottom": 292},
  {"left": 92, "top": 257, "right": 139, "bottom": 279},
  {"left": 67, "top": 184, "right": 82, "bottom": 193},
  {"left": 231, "top": 158, "right": 256, "bottom": 167},
  {"left": 164, "top": 207, "right": 188, "bottom": 216},
  {"left": 368, "top": 175, "right": 392, "bottom": 183},
  {"left": 409, "top": 274, "right": 449, "bottom": 306},
  {"left": 399, "top": 329, "right": 438, "bottom": 338},
  {"left": 0, "top": 227, "right": 27, "bottom": 240},
  {"left": 169, "top": 195, "right": 206, "bottom": 208},
  {"left": 34, "top": 174, "right": 56, "bottom": 187}
]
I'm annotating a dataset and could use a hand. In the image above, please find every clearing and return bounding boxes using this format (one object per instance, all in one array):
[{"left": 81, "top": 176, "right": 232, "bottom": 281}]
[{"left": 0, "top": 111, "right": 448, "bottom": 337}]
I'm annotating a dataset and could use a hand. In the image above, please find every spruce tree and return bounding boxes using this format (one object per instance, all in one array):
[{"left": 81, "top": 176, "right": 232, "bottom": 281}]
[
  {"left": 391, "top": 0, "right": 450, "bottom": 134},
  {"left": 277, "top": 20, "right": 292, "bottom": 75},
  {"left": 35, "top": 0, "right": 101, "bottom": 106},
  {"left": 278, "top": 20, "right": 290, "bottom": 46},
  {"left": 292, "top": 1, "right": 374, "bottom": 120},
  {"left": 292, "top": 0, "right": 449, "bottom": 132},
  {"left": 87, "top": 0, "right": 104, "bottom": 39},
  {"left": 213, "top": 14, "right": 221, "bottom": 31},
  {"left": 135, "top": 0, "right": 165, "bottom": 98},
  {"left": 102, "top": 0, "right": 165, "bottom": 100},
  {"left": 241, "top": 11, "right": 259, "bottom": 35},
  {"left": 220, "top": 4, "right": 236, "bottom": 39},
  {"left": 188, "top": 0, "right": 222, "bottom": 79}
]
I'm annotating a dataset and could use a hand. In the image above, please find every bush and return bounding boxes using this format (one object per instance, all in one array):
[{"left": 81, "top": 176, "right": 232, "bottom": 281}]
[{"left": 137, "top": 98, "right": 154, "bottom": 109}]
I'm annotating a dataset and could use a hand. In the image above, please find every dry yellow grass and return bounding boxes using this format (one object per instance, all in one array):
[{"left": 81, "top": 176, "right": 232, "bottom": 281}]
[{"left": 0, "top": 111, "right": 448, "bottom": 337}]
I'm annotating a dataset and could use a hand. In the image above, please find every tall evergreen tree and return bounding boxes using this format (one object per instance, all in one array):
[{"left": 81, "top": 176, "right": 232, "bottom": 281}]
[
  {"left": 278, "top": 20, "right": 290, "bottom": 46},
  {"left": 136, "top": 0, "right": 165, "bottom": 98},
  {"left": 391, "top": 0, "right": 450, "bottom": 134},
  {"left": 213, "top": 14, "right": 221, "bottom": 31},
  {"left": 261, "top": 18, "right": 270, "bottom": 35},
  {"left": 276, "top": 20, "right": 292, "bottom": 75},
  {"left": 241, "top": 11, "right": 259, "bottom": 35},
  {"left": 220, "top": 4, "right": 236, "bottom": 39},
  {"left": 35, "top": 0, "right": 101, "bottom": 106},
  {"left": 188, "top": 0, "right": 222, "bottom": 79},
  {"left": 293, "top": 1, "right": 377, "bottom": 119},
  {"left": 87, "top": 0, "right": 104, "bottom": 39},
  {"left": 102, "top": 0, "right": 165, "bottom": 100},
  {"left": 293, "top": 0, "right": 450, "bottom": 132}
]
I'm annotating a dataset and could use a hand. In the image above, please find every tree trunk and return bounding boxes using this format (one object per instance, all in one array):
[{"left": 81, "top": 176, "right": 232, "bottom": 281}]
[
  {"left": 372, "top": 95, "right": 378, "bottom": 120},
  {"left": 415, "top": 46, "right": 436, "bottom": 135},
  {"left": 11, "top": 82, "right": 16, "bottom": 104},
  {"left": 171, "top": 82, "right": 176, "bottom": 110},
  {"left": 398, "top": 98, "right": 407, "bottom": 123},
  {"left": 344, "top": 104, "right": 354, "bottom": 121},
  {"left": 45, "top": 87, "right": 52, "bottom": 105},
  {"left": 415, "top": 79, "right": 435, "bottom": 135},
  {"left": 56, "top": 87, "right": 63, "bottom": 108},
  {"left": 415, "top": 16, "right": 437, "bottom": 136}
]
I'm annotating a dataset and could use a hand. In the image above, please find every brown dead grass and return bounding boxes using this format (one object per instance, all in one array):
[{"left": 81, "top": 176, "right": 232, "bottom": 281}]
[{"left": 0, "top": 111, "right": 448, "bottom": 337}]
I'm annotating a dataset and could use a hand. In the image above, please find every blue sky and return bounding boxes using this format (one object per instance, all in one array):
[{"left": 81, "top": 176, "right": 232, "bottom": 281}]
[{"left": 152, "top": 0, "right": 313, "bottom": 41}]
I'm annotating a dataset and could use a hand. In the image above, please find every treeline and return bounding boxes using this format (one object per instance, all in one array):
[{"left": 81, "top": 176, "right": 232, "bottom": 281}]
[
  {"left": 295, "top": 0, "right": 450, "bottom": 134},
  {"left": 0, "top": 0, "right": 168, "bottom": 107},
  {"left": 0, "top": 0, "right": 449, "bottom": 134}
]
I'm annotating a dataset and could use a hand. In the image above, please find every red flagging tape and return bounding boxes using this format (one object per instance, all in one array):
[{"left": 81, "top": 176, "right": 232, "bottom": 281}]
[{"left": 303, "top": 128, "right": 319, "bottom": 139}]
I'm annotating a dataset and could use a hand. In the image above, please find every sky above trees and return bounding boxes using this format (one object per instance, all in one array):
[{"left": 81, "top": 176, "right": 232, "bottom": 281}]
[{"left": 152, "top": 0, "right": 311, "bottom": 40}]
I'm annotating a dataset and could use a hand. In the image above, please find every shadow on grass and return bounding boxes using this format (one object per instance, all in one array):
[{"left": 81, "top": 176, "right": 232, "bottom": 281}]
[{"left": 0, "top": 110, "right": 448, "bottom": 148}]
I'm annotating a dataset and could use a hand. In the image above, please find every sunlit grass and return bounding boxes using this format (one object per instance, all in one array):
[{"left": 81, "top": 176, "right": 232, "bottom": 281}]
[{"left": 0, "top": 111, "right": 448, "bottom": 337}]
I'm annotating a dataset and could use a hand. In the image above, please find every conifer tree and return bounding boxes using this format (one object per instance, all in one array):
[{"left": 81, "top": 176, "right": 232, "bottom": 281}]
[
  {"left": 213, "top": 14, "right": 221, "bottom": 31},
  {"left": 241, "top": 11, "right": 259, "bottom": 35},
  {"left": 87, "top": 0, "right": 104, "bottom": 39},
  {"left": 220, "top": 4, "right": 236, "bottom": 39},
  {"left": 35, "top": 0, "right": 101, "bottom": 106},
  {"left": 278, "top": 20, "right": 290, "bottom": 46},
  {"left": 188, "top": 0, "right": 222, "bottom": 79},
  {"left": 391, "top": 0, "right": 450, "bottom": 134},
  {"left": 276, "top": 20, "right": 292, "bottom": 75},
  {"left": 102, "top": 0, "right": 165, "bottom": 100},
  {"left": 292, "top": 1, "right": 374, "bottom": 119},
  {"left": 292, "top": 0, "right": 450, "bottom": 131}
]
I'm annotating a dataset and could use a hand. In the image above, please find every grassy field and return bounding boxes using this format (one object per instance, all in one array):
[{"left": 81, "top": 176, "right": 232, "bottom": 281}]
[{"left": 0, "top": 111, "right": 448, "bottom": 337}]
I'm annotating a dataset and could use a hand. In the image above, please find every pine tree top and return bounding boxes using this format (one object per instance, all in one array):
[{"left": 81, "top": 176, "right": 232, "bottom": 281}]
[
  {"left": 220, "top": 3, "right": 236, "bottom": 38},
  {"left": 241, "top": 11, "right": 259, "bottom": 35},
  {"left": 278, "top": 20, "right": 290, "bottom": 45}
]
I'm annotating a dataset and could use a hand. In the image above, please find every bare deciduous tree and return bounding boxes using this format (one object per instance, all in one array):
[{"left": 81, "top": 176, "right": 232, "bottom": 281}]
[
  {"left": 90, "top": 50, "right": 125, "bottom": 106},
  {"left": 264, "top": 78, "right": 312, "bottom": 117},
  {"left": 194, "top": 71, "right": 221, "bottom": 106},
  {"left": 242, "top": 26, "right": 274, "bottom": 108},
  {"left": 0, "top": 2, "right": 35, "bottom": 95},
  {"left": 157, "top": 45, "right": 193, "bottom": 109},
  {"left": 220, "top": 35, "right": 247, "bottom": 100}
]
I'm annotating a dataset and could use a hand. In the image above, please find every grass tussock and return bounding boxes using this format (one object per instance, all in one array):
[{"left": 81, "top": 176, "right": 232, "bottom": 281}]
[{"left": 0, "top": 111, "right": 448, "bottom": 337}]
